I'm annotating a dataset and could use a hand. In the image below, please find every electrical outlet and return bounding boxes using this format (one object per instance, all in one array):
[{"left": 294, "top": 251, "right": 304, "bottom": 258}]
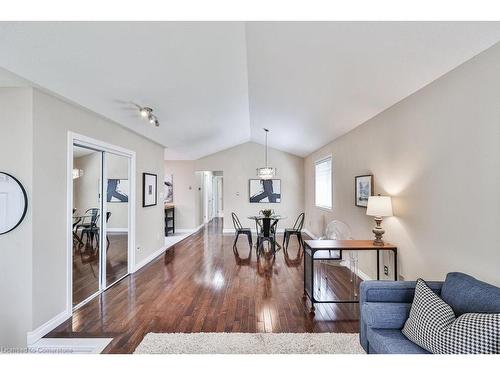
[{"left": 384, "top": 265, "right": 389, "bottom": 276}]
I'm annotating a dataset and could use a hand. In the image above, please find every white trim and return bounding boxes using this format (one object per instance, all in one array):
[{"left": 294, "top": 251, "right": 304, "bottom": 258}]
[
  {"left": 176, "top": 223, "right": 204, "bottom": 234},
  {"left": 106, "top": 228, "right": 129, "bottom": 233},
  {"left": 134, "top": 245, "right": 168, "bottom": 272},
  {"left": 134, "top": 226, "right": 205, "bottom": 272},
  {"left": 27, "top": 310, "right": 71, "bottom": 345}
]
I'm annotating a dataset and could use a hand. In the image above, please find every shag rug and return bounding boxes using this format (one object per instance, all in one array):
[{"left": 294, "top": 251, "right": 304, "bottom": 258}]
[{"left": 134, "top": 332, "right": 365, "bottom": 354}]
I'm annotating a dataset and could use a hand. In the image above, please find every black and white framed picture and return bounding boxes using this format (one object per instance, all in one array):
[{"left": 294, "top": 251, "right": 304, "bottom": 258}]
[
  {"left": 355, "top": 174, "right": 373, "bottom": 207},
  {"left": 107, "top": 179, "right": 129, "bottom": 203},
  {"left": 164, "top": 174, "right": 173, "bottom": 204},
  {"left": 249, "top": 179, "right": 281, "bottom": 203},
  {"left": 143, "top": 173, "right": 157, "bottom": 207}
]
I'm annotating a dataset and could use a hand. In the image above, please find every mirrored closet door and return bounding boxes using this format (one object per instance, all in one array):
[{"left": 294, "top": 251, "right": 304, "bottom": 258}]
[{"left": 71, "top": 143, "right": 131, "bottom": 308}]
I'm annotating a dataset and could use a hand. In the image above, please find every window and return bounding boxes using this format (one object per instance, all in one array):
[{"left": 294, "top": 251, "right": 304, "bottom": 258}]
[{"left": 315, "top": 156, "right": 332, "bottom": 209}]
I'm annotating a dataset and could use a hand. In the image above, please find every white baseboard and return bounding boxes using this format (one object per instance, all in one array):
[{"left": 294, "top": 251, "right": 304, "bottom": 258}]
[
  {"left": 133, "top": 244, "right": 168, "bottom": 272},
  {"left": 106, "top": 228, "right": 128, "bottom": 233},
  {"left": 176, "top": 223, "right": 204, "bottom": 234},
  {"left": 27, "top": 310, "right": 71, "bottom": 345},
  {"left": 135, "top": 224, "right": 204, "bottom": 272}
]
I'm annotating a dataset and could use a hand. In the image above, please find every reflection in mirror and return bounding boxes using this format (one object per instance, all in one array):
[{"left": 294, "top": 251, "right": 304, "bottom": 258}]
[
  {"left": 105, "top": 152, "right": 129, "bottom": 287},
  {"left": 0, "top": 172, "right": 28, "bottom": 235},
  {"left": 72, "top": 145, "right": 101, "bottom": 306}
]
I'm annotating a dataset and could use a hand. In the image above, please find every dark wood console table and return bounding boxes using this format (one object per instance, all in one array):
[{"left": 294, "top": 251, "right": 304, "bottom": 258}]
[
  {"left": 303, "top": 239, "right": 397, "bottom": 313},
  {"left": 164, "top": 205, "right": 175, "bottom": 236}
]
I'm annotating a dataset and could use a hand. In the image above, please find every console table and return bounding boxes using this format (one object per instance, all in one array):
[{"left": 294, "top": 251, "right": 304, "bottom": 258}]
[
  {"left": 303, "top": 239, "right": 397, "bottom": 313},
  {"left": 164, "top": 205, "right": 175, "bottom": 236}
]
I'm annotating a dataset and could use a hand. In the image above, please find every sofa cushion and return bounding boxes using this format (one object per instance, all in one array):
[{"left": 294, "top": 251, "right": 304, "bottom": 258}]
[
  {"left": 367, "top": 328, "right": 429, "bottom": 354},
  {"left": 403, "top": 279, "right": 500, "bottom": 354},
  {"left": 441, "top": 272, "right": 500, "bottom": 316},
  {"left": 363, "top": 302, "right": 412, "bottom": 329}
]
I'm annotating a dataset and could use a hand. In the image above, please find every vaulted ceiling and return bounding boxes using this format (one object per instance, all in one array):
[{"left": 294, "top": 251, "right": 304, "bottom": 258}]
[{"left": 0, "top": 22, "right": 499, "bottom": 159}]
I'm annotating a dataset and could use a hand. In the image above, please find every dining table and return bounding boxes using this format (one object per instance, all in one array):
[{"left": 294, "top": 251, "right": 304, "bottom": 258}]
[{"left": 247, "top": 214, "right": 287, "bottom": 252}]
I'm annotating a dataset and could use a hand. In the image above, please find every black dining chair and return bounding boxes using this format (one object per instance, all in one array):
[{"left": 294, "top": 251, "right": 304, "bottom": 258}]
[
  {"left": 256, "top": 218, "right": 278, "bottom": 258},
  {"left": 81, "top": 211, "right": 112, "bottom": 250},
  {"left": 231, "top": 212, "right": 253, "bottom": 249},
  {"left": 283, "top": 213, "right": 305, "bottom": 251},
  {"left": 75, "top": 208, "right": 99, "bottom": 239}
]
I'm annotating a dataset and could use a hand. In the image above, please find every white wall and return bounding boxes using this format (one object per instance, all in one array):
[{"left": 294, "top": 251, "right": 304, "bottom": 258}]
[
  {"left": 31, "top": 89, "right": 165, "bottom": 330},
  {"left": 164, "top": 161, "right": 200, "bottom": 230},
  {"left": 166, "top": 141, "right": 305, "bottom": 231},
  {"left": 0, "top": 79, "right": 165, "bottom": 346},
  {"left": 304, "top": 42, "right": 500, "bottom": 286},
  {"left": 0, "top": 88, "right": 33, "bottom": 347}
]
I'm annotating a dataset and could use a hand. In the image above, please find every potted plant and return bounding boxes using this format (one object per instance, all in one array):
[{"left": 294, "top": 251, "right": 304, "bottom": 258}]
[{"left": 260, "top": 209, "right": 274, "bottom": 218}]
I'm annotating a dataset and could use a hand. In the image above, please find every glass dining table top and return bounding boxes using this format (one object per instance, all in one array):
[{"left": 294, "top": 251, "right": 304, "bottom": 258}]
[{"left": 247, "top": 215, "right": 287, "bottom": 220}]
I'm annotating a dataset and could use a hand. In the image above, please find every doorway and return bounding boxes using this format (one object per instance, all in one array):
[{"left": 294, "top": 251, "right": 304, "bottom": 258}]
[
  {"left": 200, "top": 171, "right": 223, "bottom": 224},
  {"left": 68, "top": 133, "right": 135, "bottom": 310}
]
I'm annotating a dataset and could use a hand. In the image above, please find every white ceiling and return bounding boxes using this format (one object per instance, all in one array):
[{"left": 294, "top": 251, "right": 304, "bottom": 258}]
[{"left": 0, "top": 22, "right": 499, "bottom": 159}]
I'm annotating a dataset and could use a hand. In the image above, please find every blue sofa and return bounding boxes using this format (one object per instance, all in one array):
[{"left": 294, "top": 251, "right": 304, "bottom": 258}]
[{"left": 359, "top": 272, "right": 500, "bottom": 354}]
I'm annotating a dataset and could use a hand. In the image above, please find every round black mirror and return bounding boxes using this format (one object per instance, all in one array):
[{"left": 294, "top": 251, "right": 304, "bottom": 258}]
[{"left": 0, "top": 172, "right": 28, "bottom": 235}]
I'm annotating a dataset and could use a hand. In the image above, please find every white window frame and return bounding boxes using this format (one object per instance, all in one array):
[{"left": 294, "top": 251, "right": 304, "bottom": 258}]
[{"left": 314, "top": 155, "right": 332, "bottom": 210}]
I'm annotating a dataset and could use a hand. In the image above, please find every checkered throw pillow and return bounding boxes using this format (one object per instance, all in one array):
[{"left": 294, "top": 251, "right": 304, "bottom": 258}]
[{"left": 402, "top": 279, "right": 500, "bottom": 354}]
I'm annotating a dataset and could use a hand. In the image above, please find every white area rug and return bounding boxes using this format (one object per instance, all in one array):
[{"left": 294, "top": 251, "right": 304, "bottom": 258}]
[{"left": 134, "top": 333, "right": 365, "bottom": 354}]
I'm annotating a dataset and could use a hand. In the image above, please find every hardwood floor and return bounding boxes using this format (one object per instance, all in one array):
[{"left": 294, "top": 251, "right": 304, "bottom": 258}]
[{"left": 50, "top": 218, "right": 360, "bottom": 353}]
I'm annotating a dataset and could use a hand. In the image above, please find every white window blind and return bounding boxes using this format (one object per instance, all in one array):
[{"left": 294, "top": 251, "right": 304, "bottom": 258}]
[{"left": 315, "top": 156, "right": 332, "bottom": 209}]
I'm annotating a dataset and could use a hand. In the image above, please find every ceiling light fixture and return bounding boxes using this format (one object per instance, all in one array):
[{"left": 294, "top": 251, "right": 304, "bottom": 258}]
[
  {"left": 140, "top": 107, "right": 152, "bottom": 118},
  {"left": 132, "top": 103, "right": 160, "bottom": 127},
  {"left": 256, "top": 128, "right": 276, "bottom": 179}
]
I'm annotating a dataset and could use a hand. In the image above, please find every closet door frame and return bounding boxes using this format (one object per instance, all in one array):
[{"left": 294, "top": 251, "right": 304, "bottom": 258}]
[{"left": 67, "top": 132, "right": 136, "bottom": 313}]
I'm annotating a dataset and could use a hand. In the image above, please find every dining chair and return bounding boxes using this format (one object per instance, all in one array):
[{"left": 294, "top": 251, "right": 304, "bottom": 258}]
[
  {"left": 283, "top": 212, "right": 305, "bottom": 251},
  {"left": 82, "top": 211, "right": 112, "bottom": 250},
  {"left": 231, "top": 212, "right": 253, "bottom": 249},
  {"left": 81, "top": 213, "right": 100, "bottom": 248},
  {"left": 75, "top": 208, "right": 99, "bottom": 240}
]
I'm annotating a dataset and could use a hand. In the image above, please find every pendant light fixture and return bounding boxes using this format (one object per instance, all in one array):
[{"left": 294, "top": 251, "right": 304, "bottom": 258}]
[{"left": 256, "top": 128, "right": 276, "bottom": 179}]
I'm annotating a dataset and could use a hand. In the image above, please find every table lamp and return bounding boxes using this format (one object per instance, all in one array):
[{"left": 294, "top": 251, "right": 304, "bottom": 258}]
[{"left": 366, "top": 195, "right": 393, "bottom": 246}]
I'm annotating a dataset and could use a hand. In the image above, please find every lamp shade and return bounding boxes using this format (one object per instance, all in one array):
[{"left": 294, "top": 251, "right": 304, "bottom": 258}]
[{"left": 366, "top": 196, "right": 393, "bottom": 217}]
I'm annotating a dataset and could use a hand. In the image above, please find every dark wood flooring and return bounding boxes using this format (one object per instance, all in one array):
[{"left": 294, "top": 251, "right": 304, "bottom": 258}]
[
  {"left": 72, "top": 233, "right": 128, "bottom": 306},
  {"left": 50, "top": 218, "right": 360, "bottom": 353}
]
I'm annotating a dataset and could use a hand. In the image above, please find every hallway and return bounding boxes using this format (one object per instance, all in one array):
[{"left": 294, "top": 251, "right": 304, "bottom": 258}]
[{"left": 48, "top": 218, "right": 360, "bottom": 353}]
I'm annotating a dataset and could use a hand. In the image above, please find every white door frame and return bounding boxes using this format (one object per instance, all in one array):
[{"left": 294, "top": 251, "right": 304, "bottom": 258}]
[
  {"left": 215, "top": 175, "right": 223, "bottom": 217},
  {"left": 66, "top": 131, "right": 136, "bottom": 315}
]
